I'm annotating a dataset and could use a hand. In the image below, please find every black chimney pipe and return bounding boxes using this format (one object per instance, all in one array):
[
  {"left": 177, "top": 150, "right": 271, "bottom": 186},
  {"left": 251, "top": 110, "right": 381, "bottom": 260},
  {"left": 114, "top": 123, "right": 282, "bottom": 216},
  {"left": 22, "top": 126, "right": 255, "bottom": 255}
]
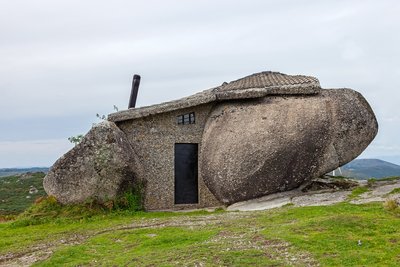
[{"left": 128, "top": 74, "right": 141, "bottom": 108}]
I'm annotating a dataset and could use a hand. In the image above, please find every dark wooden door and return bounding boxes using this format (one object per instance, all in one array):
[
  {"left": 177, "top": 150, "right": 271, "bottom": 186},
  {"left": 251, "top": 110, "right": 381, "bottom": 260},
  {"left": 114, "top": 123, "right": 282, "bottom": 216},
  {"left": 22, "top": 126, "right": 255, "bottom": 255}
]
[{"left": 174, "top": 143, "right": 198, "bottom": 204}]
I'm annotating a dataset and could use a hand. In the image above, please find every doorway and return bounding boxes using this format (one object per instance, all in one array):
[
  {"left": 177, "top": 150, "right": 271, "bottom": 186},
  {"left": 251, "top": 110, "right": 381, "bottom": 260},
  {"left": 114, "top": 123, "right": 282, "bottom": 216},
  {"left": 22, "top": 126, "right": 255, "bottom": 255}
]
[{"left": 174, "top": 143, "right": 198, "bottom": 204}]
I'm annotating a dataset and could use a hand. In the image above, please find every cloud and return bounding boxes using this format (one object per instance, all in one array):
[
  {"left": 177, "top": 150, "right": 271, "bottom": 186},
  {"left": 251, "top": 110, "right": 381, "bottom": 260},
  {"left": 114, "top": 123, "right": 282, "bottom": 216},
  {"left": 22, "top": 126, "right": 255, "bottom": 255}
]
[
  {"left": 0, "top": 0, "right": 399, "bottom": 166},
  {"left": 0, "top": 139, "right": 73, "bottom": 168}
]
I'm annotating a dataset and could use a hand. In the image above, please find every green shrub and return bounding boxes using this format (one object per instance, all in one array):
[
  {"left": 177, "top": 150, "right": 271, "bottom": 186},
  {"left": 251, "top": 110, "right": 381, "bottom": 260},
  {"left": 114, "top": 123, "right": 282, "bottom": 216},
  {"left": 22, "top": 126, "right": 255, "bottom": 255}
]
[{"left": 114, "top": 190, "right": 142, "bottom": 211}]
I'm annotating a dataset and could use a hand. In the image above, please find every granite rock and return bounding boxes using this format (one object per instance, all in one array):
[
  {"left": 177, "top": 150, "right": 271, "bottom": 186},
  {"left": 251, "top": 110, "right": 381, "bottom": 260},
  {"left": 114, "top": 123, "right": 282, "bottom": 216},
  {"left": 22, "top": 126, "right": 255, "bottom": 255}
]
[
  {"left": 200, "top": 89, "right": 378, "bottom": 204},
  {"left": 43, "top": 121, "right": 142, "bottom": 204}
]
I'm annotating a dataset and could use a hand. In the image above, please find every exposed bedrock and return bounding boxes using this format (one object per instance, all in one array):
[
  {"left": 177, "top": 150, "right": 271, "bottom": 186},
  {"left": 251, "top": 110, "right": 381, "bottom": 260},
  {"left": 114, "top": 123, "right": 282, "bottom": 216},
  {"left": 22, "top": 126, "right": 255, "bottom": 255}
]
[
  {"left": 43, "top": 121, "right": 143, "bottom": 204},
  {"left": 201, "top": 89, "right": 378, "bottom": 205}
]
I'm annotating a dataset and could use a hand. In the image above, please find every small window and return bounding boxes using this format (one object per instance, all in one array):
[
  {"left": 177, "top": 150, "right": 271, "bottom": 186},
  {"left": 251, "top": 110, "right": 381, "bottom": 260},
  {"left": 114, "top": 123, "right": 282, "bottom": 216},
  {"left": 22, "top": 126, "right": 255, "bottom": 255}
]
[
  {"left": 177, "top": 112, "right": 195, "bottom": 125},
  {"left": 177, "top": 116, "right": 183, "bottom": 124}
]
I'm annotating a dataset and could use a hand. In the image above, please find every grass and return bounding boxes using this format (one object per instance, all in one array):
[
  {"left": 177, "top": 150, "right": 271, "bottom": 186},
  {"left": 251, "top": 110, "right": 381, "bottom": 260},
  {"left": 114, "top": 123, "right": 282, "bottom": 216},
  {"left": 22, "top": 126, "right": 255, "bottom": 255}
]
[
  {"left": 347, "top": 186, "right": 370, "bottom": 200},
  {"left": 34, "top": 225, "right": 283, "bottom": 266},
  {"left": 1, "top": 201, "right": 400, "bottom": 266},
  {"left": 2, "top": 175, "right": 400, "bottom": 265},
  {"left": 387, "top": 188, "right": 400, "bottom": 195},
  {"left": 37, "top": 227, "right": 219, "bottom": 266},
  {"left": 368, "top": 176, "right": 400, "bottom": 186},
  {"left": 0, "top": 197, "right": 225, "bottom": 256},
  {"left": 375, "top": 176, "right": 400, "bottom": 181},
  {"left": 0, "top": 172, "right": 46, "bottom": 215},
  {"left": 259, "top": 203, "right": 400, "bottom": 266}
]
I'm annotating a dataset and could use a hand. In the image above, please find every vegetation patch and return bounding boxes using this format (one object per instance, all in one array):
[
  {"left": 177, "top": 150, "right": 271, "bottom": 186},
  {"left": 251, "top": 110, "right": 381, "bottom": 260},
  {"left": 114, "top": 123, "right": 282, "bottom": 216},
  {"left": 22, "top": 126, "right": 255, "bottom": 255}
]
[
  {"left": 259, "top": 203, "right": 400, "bottom": 266},
  {"left": 347, "top": 186, "right": 370, "bottom": 200},
  {"left": 382, "top": 176, "right": 400, "bottom": 181},
  {"left": 13, "top": 188, "right": 143, "bottom": 227},
  {"left": 0, "top": 173, "right": 46, "bottom": 216},
  {"left": 367, "top": 178, "right": 377, "bottom": 187},
  {"left": 368, "top": 176, "right": 400, "bottom": 185},
  {"left": 368, "top": 176, "right": 400, "bottom": 188},
  {"left": 383, "top": 199, "right": 400, "bottom": 217},
  {"left": 386, "top": 188, "right": 400, "bottom": 196},
  {"left": 383, "top": 199, "right": 399, "bottom": 211}
]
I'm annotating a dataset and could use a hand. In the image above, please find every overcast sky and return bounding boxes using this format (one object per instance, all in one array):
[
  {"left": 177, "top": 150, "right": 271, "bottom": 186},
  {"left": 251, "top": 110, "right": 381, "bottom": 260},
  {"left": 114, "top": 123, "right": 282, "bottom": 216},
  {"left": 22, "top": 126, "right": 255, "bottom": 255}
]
[{"left": 0, "top": 0, "right": 399, "bottom": 168}]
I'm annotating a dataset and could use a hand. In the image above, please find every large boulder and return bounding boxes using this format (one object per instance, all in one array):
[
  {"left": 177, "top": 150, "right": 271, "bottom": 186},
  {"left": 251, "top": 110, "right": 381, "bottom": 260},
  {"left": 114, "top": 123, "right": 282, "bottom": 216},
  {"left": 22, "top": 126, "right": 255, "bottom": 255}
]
[
  {"left": 43, "top": 121, "right": 142, "bottom": 204},
  {"left": 201, "top": 89, "right": 378, "bottom": 204}
]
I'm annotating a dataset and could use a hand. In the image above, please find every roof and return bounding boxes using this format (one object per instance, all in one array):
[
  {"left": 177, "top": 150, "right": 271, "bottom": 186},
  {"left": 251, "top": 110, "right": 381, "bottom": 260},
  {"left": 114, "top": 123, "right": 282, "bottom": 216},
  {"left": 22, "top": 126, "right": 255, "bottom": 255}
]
[
  {"left": 108, "top": 71, "right": 321, "bottom": 122},
  {"left": 214, "top": 71, "right": 320, "bottom": 99}
]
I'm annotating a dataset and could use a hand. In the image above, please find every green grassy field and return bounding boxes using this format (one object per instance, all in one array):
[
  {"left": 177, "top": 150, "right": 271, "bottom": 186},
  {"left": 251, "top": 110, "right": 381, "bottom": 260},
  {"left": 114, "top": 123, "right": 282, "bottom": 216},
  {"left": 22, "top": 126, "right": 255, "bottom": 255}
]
[
  {"left": 1, "top": 174, "right": 400, "bottom": 266},
  {"left": 0, "top": 172, "right": 46, "bottom": 215},
  {"left": 1, "top": 201, "right": 400, "bottom": 266}
]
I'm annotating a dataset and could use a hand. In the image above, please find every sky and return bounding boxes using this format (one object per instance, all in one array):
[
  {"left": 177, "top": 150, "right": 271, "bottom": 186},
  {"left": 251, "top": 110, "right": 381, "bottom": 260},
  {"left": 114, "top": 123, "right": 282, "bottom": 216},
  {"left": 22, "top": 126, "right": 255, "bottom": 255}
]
[{"left": 0, "top": 0, "right": 399, "bottom": 168}]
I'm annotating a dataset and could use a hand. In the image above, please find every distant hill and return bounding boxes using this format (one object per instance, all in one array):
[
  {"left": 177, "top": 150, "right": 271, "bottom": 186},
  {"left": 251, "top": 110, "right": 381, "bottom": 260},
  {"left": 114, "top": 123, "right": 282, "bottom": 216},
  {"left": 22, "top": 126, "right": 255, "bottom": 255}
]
[
  {"left": 339, "top": 159, "right": 400, "bottom": 179},
  {"left": 0, "top": 167, "right": 49, "bottom": 178}
]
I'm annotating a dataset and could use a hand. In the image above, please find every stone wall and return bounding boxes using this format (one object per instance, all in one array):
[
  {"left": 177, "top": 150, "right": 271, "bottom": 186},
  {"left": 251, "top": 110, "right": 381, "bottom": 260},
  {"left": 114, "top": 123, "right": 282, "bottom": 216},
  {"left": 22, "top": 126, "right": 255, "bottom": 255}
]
[{"left": 117, "top": 103, "right": 221, "bottom": 210}]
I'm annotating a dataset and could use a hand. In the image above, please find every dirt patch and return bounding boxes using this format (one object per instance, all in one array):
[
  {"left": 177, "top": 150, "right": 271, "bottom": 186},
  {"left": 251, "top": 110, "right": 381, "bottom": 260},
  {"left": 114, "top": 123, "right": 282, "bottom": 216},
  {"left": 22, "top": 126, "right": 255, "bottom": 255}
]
[{"left": 0, "top": 234, "right": 87, "bottom": 267}]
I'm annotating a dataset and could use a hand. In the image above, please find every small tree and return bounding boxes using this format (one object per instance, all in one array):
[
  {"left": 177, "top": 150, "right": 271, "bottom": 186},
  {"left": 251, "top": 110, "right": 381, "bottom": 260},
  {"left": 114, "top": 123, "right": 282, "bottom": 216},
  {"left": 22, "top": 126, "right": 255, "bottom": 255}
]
[
  {"left": 68, "top": 134, "right": 84, "bottom": 146},
  {"left": 69, "top": 105, "right": 118, "bottom": 145},
  {"left": 96, "top": 113, "right": 106, "bottom": 120}
]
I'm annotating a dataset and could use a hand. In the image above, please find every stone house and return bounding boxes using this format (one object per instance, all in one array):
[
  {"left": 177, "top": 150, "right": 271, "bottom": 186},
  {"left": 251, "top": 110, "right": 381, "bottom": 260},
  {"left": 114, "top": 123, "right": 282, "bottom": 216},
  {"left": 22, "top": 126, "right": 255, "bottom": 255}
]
[
  {"left": 44, "top": 71, "right": 377, "bottom": 211},
  {"left": 107, "top": 71, "right": 324, "bottom": 210}
]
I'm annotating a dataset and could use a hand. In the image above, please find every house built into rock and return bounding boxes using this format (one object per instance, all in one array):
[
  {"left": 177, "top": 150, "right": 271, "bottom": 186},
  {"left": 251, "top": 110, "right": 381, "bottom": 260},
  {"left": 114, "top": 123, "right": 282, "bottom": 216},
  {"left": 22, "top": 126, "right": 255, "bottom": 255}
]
[
  {"left": 44, "top": 71, "right": 378, "bottom": 211},
  {"left": 109, "top": 93, "right": 222, "bottom": 210},
  {"left": 107, "top": 71, "right": 377, "bottom": 210}
]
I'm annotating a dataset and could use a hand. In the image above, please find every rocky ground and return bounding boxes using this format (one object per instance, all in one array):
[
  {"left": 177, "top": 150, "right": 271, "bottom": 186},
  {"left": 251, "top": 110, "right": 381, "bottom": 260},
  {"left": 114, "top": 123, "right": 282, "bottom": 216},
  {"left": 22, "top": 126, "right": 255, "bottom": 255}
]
[{"left": 227, "top": 177, "right": 400, "bottom": 211}]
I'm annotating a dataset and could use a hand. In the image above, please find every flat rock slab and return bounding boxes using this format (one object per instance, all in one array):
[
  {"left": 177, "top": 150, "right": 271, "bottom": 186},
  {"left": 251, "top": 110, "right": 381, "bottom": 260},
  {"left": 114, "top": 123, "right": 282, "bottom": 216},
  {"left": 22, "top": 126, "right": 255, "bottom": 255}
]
[
  {"left": 227, "top": 179, "right": 400, "bottom": 211},
  {"left": 227, "top": 188, "right": 351, "bottom": 211},
  {"left": 350, "top": 180, "right": 400, "bottom": 204},
  {"left": 292, "top": 191, "right": 350, "bottom": 207},
  {"left": 227, "top": 194, "right": 294, "bottom": 212}
]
